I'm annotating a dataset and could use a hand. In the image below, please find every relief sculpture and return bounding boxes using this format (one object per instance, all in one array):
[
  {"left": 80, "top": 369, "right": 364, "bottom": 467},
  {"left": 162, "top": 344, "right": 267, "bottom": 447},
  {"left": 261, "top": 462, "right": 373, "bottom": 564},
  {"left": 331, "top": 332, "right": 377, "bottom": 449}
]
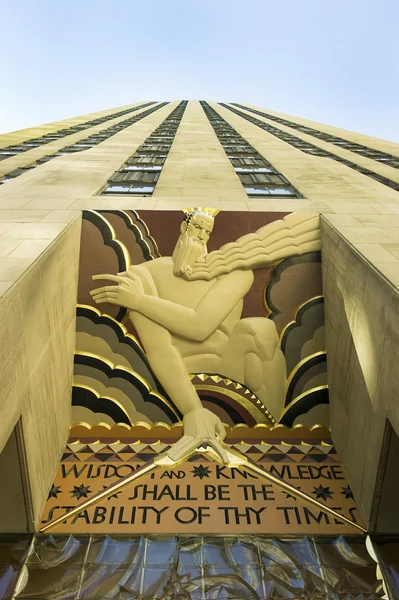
[{"left": 91, "top": 209, "right": 321, "bottom": 462}]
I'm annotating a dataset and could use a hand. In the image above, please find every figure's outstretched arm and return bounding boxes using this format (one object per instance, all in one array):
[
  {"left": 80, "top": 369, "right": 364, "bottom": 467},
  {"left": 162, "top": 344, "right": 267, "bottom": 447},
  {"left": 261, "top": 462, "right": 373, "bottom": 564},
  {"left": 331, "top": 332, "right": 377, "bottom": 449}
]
[
  {"left": 91, "top": 269, "right": 253, "bottom": 342},
  {"left": 185, "top": 213, "right": 321, "bottom": 281}
]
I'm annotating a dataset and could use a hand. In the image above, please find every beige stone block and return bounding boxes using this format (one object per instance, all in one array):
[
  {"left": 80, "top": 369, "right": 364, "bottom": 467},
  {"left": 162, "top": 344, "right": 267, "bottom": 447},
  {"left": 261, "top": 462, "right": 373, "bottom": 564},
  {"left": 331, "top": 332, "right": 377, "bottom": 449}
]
[
  {"left": 0, "top": 282, "right": 13, "bottom": 296},
  {"left": 68, "top": 197, "right": 156, "bottom": 210},
  {"left": 65, "top": 316, "right": 77, "bottom": 380},
  {"left": 326, "top": 203, "right": 381, "bottom": 214},
  {"left": 247, "top": 200, "right": 314, "bottom": 212},
  {"left": 214, "top": 191, "right": 247, "bottom": 201},
  {"left": 339, "top": 227, "right": 398, "bottom": 244},
  {"left": 324, "top": 214, "right": 363, "bottom": 227},
  {"left": 8, "top": 239, "right": 52, "bottom": 258},
  {"left": 356, "top": 215, "right": 399, "bottom": 227},
  {"left": 154, "top": 200, "right": 204, "bottom": 210},
  {"left": 0, "top": 257, "right": 35, "bottom": 282},
  {"left": 21, "top": 198, "right": 77, "bottom": 210},
  {"left": 213, "top": 201, "right": 248, "bottom": 211},
  {"left": 0, "top": 240, "right": 21, "bottom": 257},
  {"left": 376, "top": 203, "right": 399, "bottom": 214},
  {"left": 0, "top": 210, "right": 50, "bottom": 222},
  {"left": 154, "top": 188, "right": 183, "bottom": 197},
  {"left": 0, "top": 197, "right": 31, "bottom": 209},
  {"left": 373, "top": 262, "right": 399, "bottom": 288},
  {"left": 0, "top": 223, "right": 17, "bottom": 235},
  {"left": 54, "top": 385, "right": 72, "bottom": 457},
  {"left": 40, "top": 210, "right": 81, "bottom": 222},
  {"left": 1, "top": 222, "right": 67, "bottom": 239},
  {"left": 382, "top": 244, "right": 399, "bottom": 259},
  {"left": 355, "top": 244, "right": 399, "bottom": 263},
  {"left": 17, "top": 279, "right": 51, "bottom": 394}
]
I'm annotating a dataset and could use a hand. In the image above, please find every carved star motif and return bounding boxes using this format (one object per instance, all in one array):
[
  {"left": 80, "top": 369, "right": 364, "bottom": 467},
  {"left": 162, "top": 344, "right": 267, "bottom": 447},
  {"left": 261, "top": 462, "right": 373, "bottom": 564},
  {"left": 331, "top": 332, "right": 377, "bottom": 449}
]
[
  {"left": 341, "top": 485, "right": 354, "bottom": 499},
  {"left": 312, "top": 485, "right": 333, "bottom": 501},
  {"left": 283, "top": 486, "right": 301, "bottom": 500},
  {"left": 191, "top": 465, "right": 211, "bottom": 480},
  {"left": 70, "top": 484, "right": 92, "bottom": 500},
  {"left": 103, "top": 485, "right": 122, "bottom": 500},
  {"left": 47, "top": 484, "right": 62, "bottom": 499}
]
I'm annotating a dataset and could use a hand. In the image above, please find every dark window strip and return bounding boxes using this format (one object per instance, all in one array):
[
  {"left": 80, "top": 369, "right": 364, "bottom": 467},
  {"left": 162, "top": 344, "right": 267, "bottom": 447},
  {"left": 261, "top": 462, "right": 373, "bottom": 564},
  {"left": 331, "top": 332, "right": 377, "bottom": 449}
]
[
  {"left": 101, "top": 101, "right": 188, "bottom": 196},
  {"left": 221, "top": 104, "right": 399, "bottom": 193},
  {"left": 232, "top": 103, "right": 399, "bottom": 169},
  {"left": 0, "top": 103, "right": 169, "bottom": 186},
  {"left": 0, "top": 102, "right": 156, "bottom": 160},
  {"left": 201, "top": 101, "right": 302, "bottom": 199}
]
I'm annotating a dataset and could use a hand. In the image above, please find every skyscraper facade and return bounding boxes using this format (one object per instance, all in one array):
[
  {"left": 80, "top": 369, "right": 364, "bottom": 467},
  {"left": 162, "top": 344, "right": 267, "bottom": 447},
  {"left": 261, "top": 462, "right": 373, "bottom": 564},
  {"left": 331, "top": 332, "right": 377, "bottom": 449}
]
[{"left": 0, "top": 101, "right": 398, "bottom": 599}]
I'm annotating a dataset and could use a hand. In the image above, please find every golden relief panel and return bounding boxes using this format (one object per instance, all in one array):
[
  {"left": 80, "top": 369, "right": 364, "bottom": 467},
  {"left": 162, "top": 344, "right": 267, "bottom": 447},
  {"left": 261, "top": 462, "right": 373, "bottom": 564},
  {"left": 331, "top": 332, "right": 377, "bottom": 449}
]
[{"left": 74, "top": 208, "right": 327, "bottom": 439}]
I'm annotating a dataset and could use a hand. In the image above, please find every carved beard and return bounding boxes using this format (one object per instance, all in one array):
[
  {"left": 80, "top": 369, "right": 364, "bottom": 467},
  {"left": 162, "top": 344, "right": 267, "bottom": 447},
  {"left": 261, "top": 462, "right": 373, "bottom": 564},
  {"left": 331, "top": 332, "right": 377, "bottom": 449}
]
[{"left": 172, "top": 233, "right": 207, "bottom": 277}]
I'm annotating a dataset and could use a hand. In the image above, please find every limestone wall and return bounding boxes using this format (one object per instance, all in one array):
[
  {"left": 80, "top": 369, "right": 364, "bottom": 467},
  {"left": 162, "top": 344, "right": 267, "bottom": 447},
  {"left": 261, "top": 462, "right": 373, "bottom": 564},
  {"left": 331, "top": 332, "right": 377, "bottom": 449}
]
[
  {"left": 0, "top": 100, "right": 398, "bottom": 529},
  {"left": 0, "top": 216, "right": 81, "bottom": 528},
  {"left": 322, "top": 218, "right": 399, "bottom": 528}
]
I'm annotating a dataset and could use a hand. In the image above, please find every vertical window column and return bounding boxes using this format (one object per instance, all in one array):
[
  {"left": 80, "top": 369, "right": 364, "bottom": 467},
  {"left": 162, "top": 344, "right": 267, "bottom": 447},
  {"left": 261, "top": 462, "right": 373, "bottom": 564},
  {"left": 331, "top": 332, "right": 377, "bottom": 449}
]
[
  {"left": 0, "top": 103, "right": 156, "bottom": 161},
  {"left": 221, "top": 103, "right": 399, "bottom": 192},
  {"left": 0, "top": 103, "right": 169, "bottom": 185},
  {"left": 232, "top": 103, "right": 399, "bottom": 169},
  {"left": 102, "top": 101, "right": 188, "bottom": 196},
  {"left": 201, "top": 101, "right": 302, "bottom": 198}
]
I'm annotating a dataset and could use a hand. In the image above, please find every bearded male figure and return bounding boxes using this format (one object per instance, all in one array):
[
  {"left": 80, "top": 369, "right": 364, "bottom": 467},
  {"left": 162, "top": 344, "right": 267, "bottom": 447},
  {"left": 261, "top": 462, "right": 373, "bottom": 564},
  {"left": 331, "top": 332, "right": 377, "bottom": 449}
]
[{"left": 91, "top": 210, "right": 321, "bottom": 462}]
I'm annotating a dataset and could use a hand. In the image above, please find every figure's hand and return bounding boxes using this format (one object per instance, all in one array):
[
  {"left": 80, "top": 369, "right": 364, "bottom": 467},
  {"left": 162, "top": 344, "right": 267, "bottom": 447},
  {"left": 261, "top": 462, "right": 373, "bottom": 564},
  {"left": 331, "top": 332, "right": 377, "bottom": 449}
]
[
  {"left": 167, "top": 408, "right": 229, "bottom": 463},
  {"left": 90, "top": 271, "right": 144, "bottom": 310},
  {"left": 179, "top": 265, "right": 193, "bottom": 278}
]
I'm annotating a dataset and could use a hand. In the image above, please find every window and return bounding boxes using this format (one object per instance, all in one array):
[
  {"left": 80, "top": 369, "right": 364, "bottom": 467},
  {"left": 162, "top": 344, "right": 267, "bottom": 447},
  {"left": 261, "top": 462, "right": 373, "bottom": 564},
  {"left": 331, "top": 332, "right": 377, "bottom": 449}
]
[
  {"left": 232, "top": 103, "right": 399, "bottom": 174},
  {"left": 200, "top": 101, "right": 302, "bottom": 199},
  {"left": 223, "top": 103, "right": 399, "bottom": 193},
  {"left": 110, "top": 171, "right": 159, "bottom": 182},
  {"left": 101, "top": 101, "right": 188, "bottom": 196},
  {"left": 0, "top": 102, "right": 156, "bottom": 161},
  {"left": 0, "top": 103, "right": 169, "bottom": 186},
  {"left": 127, "top": 156, "right": 166, "bottom": 166},
  {"left": 103, "top": 184, "right": 155, "bottom": 195}
]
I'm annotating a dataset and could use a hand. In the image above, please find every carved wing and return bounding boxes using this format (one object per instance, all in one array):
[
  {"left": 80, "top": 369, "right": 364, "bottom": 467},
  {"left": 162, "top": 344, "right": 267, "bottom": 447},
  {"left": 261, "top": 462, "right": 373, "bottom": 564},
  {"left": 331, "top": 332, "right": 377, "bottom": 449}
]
[{"left": 187, "top": 213, "right": 321, "bottom": 281}]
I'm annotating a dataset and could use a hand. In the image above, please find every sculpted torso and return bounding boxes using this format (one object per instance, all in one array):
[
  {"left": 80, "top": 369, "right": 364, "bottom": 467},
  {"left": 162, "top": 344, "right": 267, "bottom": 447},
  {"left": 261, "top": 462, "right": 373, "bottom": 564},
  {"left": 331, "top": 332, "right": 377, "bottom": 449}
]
[
  {"left": 91, "top": 209, "right": 319, "bottom": 461},
  {"left": 133, "top": 257, "right": 249, "bottom": 357}
]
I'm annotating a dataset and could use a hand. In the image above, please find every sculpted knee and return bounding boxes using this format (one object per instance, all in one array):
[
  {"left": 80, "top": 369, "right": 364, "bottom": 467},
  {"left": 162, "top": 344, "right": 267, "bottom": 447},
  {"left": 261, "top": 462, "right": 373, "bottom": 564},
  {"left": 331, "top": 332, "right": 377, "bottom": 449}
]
[
  {"left": 235, "top": 317, "right": 280, "bottom": 361},
  {"left": 244, "top": 352, "right": 264, "bottom": 391}
]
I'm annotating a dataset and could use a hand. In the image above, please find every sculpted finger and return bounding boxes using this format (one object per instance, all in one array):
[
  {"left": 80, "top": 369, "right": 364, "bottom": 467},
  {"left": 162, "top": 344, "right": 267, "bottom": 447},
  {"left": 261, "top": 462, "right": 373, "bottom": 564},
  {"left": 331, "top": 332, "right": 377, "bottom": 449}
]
[
  {"left": 94, "top": 297, "right": 121, "bottom": 306},
  {"left": 118, "top": 271, "right": 136, "bottom": 280},
  {"left": 208, "top": 439, "right": 229, "bottom": 464},
  {"left": 90, "top": 285, "right": 118, "bottom": 295},
  {"left": 91, "top": 291, "right": 119, "bottom": 300},
  {"left": 167, "top": 435, "right": 199, "bottom": 461},
  {"left": 92, "top": 274, "right": 122, "bottom": 283}
]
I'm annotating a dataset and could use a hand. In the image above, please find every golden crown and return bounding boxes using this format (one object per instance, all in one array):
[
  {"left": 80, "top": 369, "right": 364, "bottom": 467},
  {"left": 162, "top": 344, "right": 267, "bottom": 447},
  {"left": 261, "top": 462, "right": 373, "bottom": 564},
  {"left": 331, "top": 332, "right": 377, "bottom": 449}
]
[{"left": 183, "top": 207, "right": 220, "bottom": 218}]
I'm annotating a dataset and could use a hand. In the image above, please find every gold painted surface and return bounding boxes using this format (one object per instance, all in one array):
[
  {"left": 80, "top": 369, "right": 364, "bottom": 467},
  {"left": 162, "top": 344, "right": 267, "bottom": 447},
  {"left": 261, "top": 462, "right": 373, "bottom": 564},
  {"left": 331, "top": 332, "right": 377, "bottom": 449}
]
[
  {"left": 72, "top": 384, "right": 134, "bottom": 424},
  {"left": 39, "top": 441, "right": 365, "bottom": 534},
  {"left": 194, "top": 384, "right": 273, "bottom": 425},
  {"left": 118, "top": 209, "right": 160, "bottom": 258},
  {"left": 68, "top": 421, "right": 332, "bottom": 443},
  {"left": 279, "top": 295, "right": 325, "bottom": 342},
  {"left": 280, "top": 385, "right": 329, "bottom": 421},
  {"left": 285, "top": 351, "right": 327, "bottom": 393},
  {"left": 74, "top": 351, "right": 180, "bottom": 420},
  {"left": 88, "top": 210, "right": 131, "bottom": 268},
  {"left": 76, "top": 303, "right": 144, "bottom": 350}
]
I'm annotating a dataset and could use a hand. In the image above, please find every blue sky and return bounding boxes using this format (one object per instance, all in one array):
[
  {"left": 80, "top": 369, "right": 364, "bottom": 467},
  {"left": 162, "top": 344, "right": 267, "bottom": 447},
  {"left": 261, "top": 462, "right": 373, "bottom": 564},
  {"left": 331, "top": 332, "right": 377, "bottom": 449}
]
[{"left": 2, "top": 0, "right": 399, "bottom": 142}]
